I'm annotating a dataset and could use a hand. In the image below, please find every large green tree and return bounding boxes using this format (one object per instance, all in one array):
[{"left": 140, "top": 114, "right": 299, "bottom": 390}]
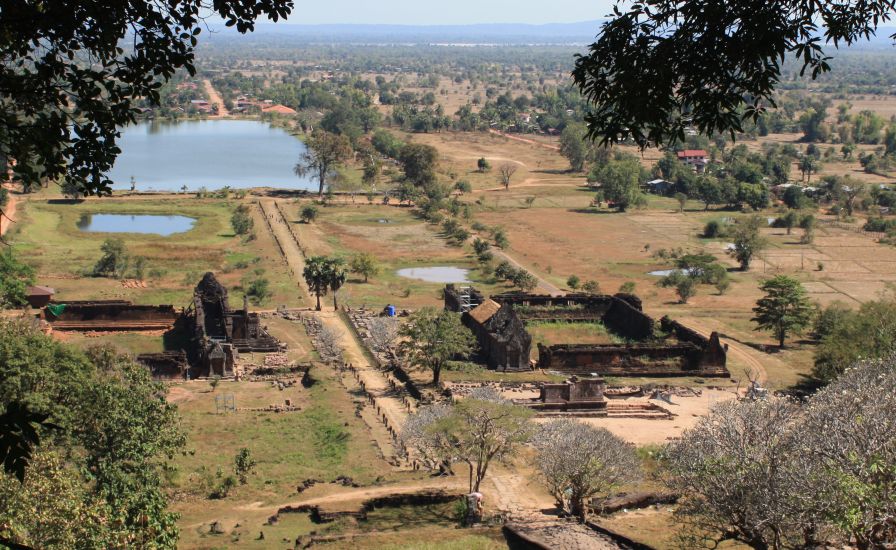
[
  {"left": 573, "top": 1, "right": 896, "bottom": 148},
  {"left": 398, "top": 307, "right": 475, "bottom": 385},
  {"left": 0, "top": 250, "right": 34, "bottom": 308},
  {"left": 0, "top": 324, "right": 184, "bottom": 548},
  {"left": 752, "top": 276, "right": 814, "bottom": 348},
  {"left": 1, "top": 0, "right": 292, "bottom": 195},
  {"left": 294, "top": 130, "right": 353, "bottom": 197},
  {"left": 398, "top": 143, "right": 439, "bottom": 187}
]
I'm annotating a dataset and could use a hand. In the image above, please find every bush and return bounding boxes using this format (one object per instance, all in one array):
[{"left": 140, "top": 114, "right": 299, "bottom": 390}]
[
  {"left": 244, "top": 277, "right": 271, "bottom": 306},
  {"left": 567, "top": 275, "right": 580, "bottom": 289},
  {"left": 231, "top": 204, "right": 254, "bottom": 236},
  {"left": 582, "top": 280, "right": 600, "bottom": 294},
  {"left": 703, "top": 219, "right": 729, "bottom": 238},
  {"left": 300, "top": 204, "right": 319, "bottom": 223}
]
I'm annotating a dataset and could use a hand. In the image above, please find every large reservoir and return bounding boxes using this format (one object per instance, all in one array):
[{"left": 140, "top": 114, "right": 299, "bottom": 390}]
[{"left": 108, "top": 119, "right": 315, "bottom": 191}]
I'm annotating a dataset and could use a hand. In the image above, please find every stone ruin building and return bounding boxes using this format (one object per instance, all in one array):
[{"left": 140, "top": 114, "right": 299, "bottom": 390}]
[
  {"left": 444, "top": 285, "right": 728, "bottom": 378},
  {"left": 43, "top": 300, "right": 178, "bottom": 331},
  {"left": 514, "top": 377, "right": 608, "bottom": 414},
  {"left": 186, "top": 272, "right": 280, "bottom": 378}
]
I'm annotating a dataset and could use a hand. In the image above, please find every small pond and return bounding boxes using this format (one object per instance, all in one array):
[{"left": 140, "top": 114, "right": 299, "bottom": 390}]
[
  {"left": 396, "top": 266, "right": 471, "bottom": 283},
  {"left": 647, "top": 268, "right": 700, "bottom": 277},
  {"left": 77, "top": 213, "right": 196, "bottom": 236}
]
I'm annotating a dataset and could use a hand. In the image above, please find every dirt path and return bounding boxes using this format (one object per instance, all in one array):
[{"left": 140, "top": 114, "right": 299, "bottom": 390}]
[
  {"left": 261, "top": 199, "right": 414, "bottom": 451},
  {"left": 203, "top": 79, "right": 229, "bottom": 117},
  {"left": 488, "top": 129, "right": 560, "bottom": 151},
  {"left": 1, "top": 186, "right": 18, "bottom": 236}
]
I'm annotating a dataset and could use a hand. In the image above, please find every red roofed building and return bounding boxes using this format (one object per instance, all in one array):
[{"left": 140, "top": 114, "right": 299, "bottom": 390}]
[{"left": 676, "top": 149, "right": 708, "bottom": 173}]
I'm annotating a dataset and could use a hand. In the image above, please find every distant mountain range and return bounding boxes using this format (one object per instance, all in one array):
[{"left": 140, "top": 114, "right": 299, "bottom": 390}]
[
  {"left": 208, "top": 20, "right": 896, "bottom": 49},
  {"left": 218, "top": 21, "right": 603, "bottom": 44}
]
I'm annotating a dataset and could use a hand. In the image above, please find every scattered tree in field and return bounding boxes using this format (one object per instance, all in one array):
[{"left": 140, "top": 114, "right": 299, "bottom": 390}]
[
  {"left": 234, "top": 448, "right": 256, "bottom": 485},
  {"left": 349, "top": 252, "right": 379, "bottom": 283},
  {"left": 398, "top": 307, "right": 475, "bottom": 385},
  {"left": 590, "top": 155, "right": 644, "bottom": 211},
  {"left": 231, "top": 204, "right": 254, "bottom": 236},
  {"left": 300, "top": 204, "right": 319, "bottom": 223},
  {"left": 752, "top": 276, "right": 813, "bottom": 348},
  {"left": 243, "top": 272, "right": 271, "bottom": 306},
  {"left": 0, "top": 0, "right": 291, "bottom": 195},
  {"left": 0, "top": 250, "right": 34, "bottom": 308},
  {"left": 560, "top": 123, "right": 588, "bottom": 172},
  {"left": 294, "top": 130, "right": 353, "bottom": 197},
  {"left": 399, "top": 143, "right": 439, "bottom": 187},
  {"left": 402, "top": 388, "right": 533, "bottom": 492},
  {"left": 674, "top": 192, "right": 687, "bottom": 212},
  {"left": 535, "top": 419, "right": 640, "bottom": 521},
  {"left": 659, "top": 270, "right": 698, "bottom": 304},
  {"left": 582, "top": 280, "right": 600, "bottom": 294},
  {"left": 567, "top": 275, "right": 580, "bottom": 290},
  {"left": 498, "top": 163, "right": 517, "bottom": 190},
  {"left": 493, "top": 227, "right": 509, "bottom": 249},
  {"left": 619, "top": 281, "right": 636, "bottom": 294},
  {"left": 92, "top": 238, "right": 129, "bottom": 278},
  {"left": 511, "top": 269, "right": 538, "bottom": 292},
  {"left": 477, "top": 157, "right": 491, "bottom": 172},
  {"left": 728, "top": 216, "right": 766, "bottom": 271},
  {"left": 454, "top": 180, "right": 472, "bottom": 195}
]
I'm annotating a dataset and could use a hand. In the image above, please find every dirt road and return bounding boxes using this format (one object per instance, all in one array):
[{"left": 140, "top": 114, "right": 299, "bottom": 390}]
[
  {"left": 488, "top": 129, "right": 560, "bottom": 151},
  {"left": 203, "top": 79, "right": 229, "bottom": 117}
]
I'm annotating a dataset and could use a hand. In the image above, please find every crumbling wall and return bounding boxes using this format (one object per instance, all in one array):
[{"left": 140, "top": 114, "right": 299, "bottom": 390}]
[
  {"left": 136, "top": 351, "right": 188, "bottom": 380},
  {"left": 46, "top": 302, "right": 178, "bottom": 330},
  {"left": 660, "top": 316, "right": 727, "bottom": 369},
  {"left": 537, "top": 343, "right": 729, "bottom": 377},
  {"left": 603, "top": 295, "right": 655, "bottom": 340}
]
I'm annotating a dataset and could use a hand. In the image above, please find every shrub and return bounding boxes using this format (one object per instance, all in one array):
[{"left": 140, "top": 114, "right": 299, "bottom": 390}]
[
  {"left": 567, "top": 275, "right": 580, "bottom": 289},
  {"left": 300, "top": 204, "right": 319, "bottom": 223},
  {"left": 231, "top": 204, "right": 254, "bottom": 235}
]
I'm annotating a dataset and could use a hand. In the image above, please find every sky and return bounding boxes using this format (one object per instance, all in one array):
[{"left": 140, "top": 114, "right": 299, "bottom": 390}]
[{"left": 279, "top": 0, "right": 616, "bottom": 25}]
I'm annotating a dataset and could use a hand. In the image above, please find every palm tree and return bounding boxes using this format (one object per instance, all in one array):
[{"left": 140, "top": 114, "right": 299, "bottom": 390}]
[
  {"left": 327, "top": 258, "right": 347, "bottom": 309},
  {"left": 303, "top": 256, "right": 330, "bottom": 311}
]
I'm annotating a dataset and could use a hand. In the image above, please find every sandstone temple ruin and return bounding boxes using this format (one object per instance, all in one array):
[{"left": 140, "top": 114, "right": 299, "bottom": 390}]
[
  {"left": 444, "top": 285, "right": 728, "bottom": 378},
  {"left": 186, "top": 272, "right": 280, "bottom": 377}
]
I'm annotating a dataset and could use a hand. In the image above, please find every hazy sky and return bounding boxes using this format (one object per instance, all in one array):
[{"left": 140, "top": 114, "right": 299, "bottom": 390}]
[{"left": 281, "top": 0, "right": 616, "bottom": 25}]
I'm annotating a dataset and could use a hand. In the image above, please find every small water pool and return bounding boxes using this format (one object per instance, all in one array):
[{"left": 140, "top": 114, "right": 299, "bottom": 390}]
[
  {"left": 396, "top": 266, "right": 471, "bottom": 283},
  {"left": 77, "top": 213, "right": 197, "bottom": 236},
  {"left": 647, "top": 268, "right": 700, "bottom": 277}
]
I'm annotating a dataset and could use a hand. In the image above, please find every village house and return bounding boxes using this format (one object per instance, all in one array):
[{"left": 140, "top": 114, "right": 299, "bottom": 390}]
[{"left": 676, "top": 149, "right": 708, "bottom": 173}]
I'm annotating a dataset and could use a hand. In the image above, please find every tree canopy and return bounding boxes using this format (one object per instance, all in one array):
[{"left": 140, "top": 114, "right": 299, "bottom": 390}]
[
  {"left": 398, "top": 307, "right": 475, "bottom": 385},
  {"left": 1, "top": 0, "right": 292, "bottom": 195},
  {"left": 572, "top": 1, "right": 896, "bottom": 148}
]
